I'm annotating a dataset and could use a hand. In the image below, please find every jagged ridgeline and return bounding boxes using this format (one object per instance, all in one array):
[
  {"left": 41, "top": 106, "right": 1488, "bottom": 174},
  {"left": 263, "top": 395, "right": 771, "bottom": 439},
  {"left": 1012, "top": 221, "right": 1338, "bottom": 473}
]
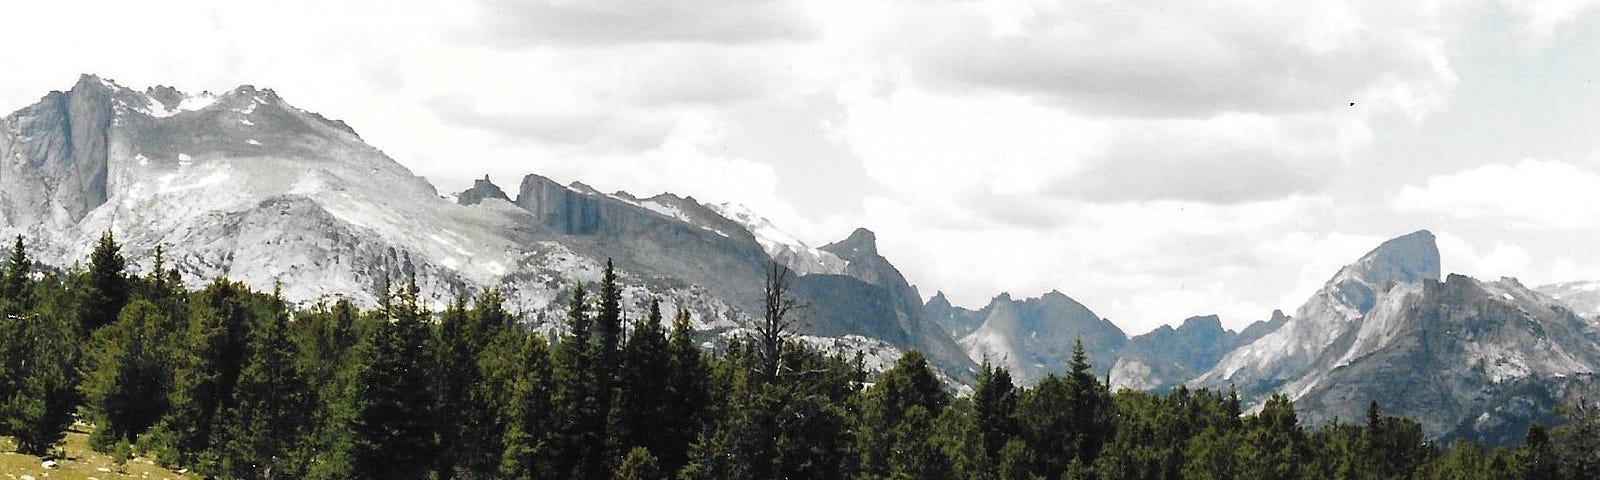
[
  {"left": 6, "top": 75, "right": 1600, "bottom": 477},
  {"left": 2, "top": 234, "right": 1598, "bottom": 479},
  {"left": 0, "top": 74, "right": 973, "bottom": 382}
]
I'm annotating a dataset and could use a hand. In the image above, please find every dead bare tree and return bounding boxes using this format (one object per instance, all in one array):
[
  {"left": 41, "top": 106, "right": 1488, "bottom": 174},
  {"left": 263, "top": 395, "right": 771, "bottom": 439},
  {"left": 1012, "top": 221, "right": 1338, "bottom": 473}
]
[{"left": 754, "top": 261, "right": 801, "bottom": 383}]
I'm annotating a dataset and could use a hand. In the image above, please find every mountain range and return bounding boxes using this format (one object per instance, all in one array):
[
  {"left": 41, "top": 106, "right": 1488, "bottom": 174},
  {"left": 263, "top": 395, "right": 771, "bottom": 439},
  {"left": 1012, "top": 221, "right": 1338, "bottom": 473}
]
[{"left": 4, "top": 75, "right": 1598, "bottom": 443}]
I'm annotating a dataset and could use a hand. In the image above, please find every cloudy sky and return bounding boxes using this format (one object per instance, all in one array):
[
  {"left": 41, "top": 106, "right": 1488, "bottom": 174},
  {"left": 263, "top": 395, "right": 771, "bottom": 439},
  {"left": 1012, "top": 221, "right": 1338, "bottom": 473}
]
[{"left": 5, "top": 0, "right": 1600, "bottom": 334}]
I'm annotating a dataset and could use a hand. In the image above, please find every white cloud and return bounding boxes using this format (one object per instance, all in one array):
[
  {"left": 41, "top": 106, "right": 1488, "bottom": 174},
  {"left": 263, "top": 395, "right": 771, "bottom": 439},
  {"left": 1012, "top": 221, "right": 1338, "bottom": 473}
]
[
  {"left": 860, "top": 194, "right": 1352, "bottom": 334},
  {"left": 6, "top": 0, "right": 1600, "bottom": 338},
  {"left": 1394, "top": 159, "right": 1600, "bottom": 229}
]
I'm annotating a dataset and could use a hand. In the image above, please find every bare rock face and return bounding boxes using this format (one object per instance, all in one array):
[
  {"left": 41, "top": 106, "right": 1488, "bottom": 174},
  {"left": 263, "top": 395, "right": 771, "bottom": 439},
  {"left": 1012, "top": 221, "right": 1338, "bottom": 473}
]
[
  {"left": 0, "top": 74, "right": 977, "bottom": 382},
  {"left": 0, "top": 74, "right": 121, "bottom": 228},
  {"left": 1193, "top": 230, "right": 1442, "bottom": 397},
  {"left": 456, "top": 175, "right": 510, "bottom": 206},
  {"left": 1181, "top": 230, "right": 1600, "bottom": 444},
  {"left": 956, "top": 291, "right": 1127, "bottom": 384}
]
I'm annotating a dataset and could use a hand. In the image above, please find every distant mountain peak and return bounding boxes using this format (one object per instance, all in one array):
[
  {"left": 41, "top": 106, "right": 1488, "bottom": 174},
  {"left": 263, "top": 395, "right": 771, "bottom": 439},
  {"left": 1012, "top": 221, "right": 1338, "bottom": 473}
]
[
  {"left": 1178, "top": 314, "right": 1224, "bottom": 332},
  {"left": 1346, "top": 229, "right": 1440, "bottom": 285},
  {"left": 823, "top": 227, "right": 878, "bottom": 257},
  {"left": 457, "top": 175, "right": 511, "bottom": 206}
]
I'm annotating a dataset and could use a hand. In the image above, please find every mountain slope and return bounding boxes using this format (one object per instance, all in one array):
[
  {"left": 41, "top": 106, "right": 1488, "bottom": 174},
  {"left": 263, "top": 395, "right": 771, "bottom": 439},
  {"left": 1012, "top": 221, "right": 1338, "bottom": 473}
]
[
  {"left": 1292, "top": 275, "right": 1600, "bottom": 442},
  {"left": 956, "top": 291, "right": 1127, "bottom": 384},
  {"left": 1192, "top": 230, "right": 1441, "bottom": 396},
  {"left": 1187, "top": 230, "right": 1600, "bottom": 443},
  {"left": 1535, "top": 280, "right": 1600, "bottom": 320},
  {"left": 0, "top": 75, "right": 973, "bottom": 380}
]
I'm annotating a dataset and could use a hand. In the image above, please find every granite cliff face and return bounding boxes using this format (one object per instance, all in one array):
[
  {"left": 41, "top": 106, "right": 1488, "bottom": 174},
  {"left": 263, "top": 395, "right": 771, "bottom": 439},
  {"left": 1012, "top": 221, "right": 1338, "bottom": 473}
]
[
  {"left": 0, "top": 75, "right": 972, "bottom": 380},
  {"left": 952, "top": 291, "right": 1127, "bottom": 384},
  {"left": 1292, "top": 274, "right": 1600, "bottom": 442},
  {"left": 1110, "top": 315, "right": 1242, "bottom": 391},
  {"left": 1178, "top": 231, "right": 1600, "bottom": 444},
  {"left": 1193, "top": 230, "right": 1442, "bottom": 397}
]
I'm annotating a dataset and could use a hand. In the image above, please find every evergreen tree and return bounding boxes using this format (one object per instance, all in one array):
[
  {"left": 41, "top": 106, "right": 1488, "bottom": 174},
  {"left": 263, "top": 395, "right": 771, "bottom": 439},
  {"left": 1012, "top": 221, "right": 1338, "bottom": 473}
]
[
  {"left": 346, "top": 276, "right": 439, "bottom": 479},
  {"left": 1364, "top": 401, "right": 1432, "bottom": 478},
  {"left": 972, "top": 361, "right": 1018, "bottom": 465},
  {"left": 431, "top": 296, "right": 477, "bottom": 479},
  {"left": 614, "top": 447, "right": 664, "bottom": 480},
  {"left": 1554, "top": 398, "right": 1600, "bottom": 478},
  {"left": 594, "top": 260, "right": 624, "bottom": 464},
  {"left": 1515, "top": 423, "right": 1558, "bottom": 480},
  {"left": 496, "top": 330, "right": 556, "bottom": 480},
  {"left": 153, "top": 278, "right": 259, "bottom": 469},
  {"left": 856, "top": 350, "right": 951, "bottom": 479},
  {"left": 80, "top": 300, "right": 175, "bottom": 449},
  {"left": 1, "top": 235, "right": 34, "bottom": 311},
  {"left": 1065, "top": 339, "right": 1114, "bottom": 466},
  {"left": 1, "top": 309, "right": 78, "bottom": 455},
  {"left": 612, "top": 299, "right": 673, "bottom": 467},
  {"left": 216, "top": 291, "right": 310, "bottom": 479},
  {"left": 553, "top": 283, "right": 606, "bottom": 480},
  {"left": 661, "top": 308, "right": 708, "bottom": 473},
  {"left": 78, "top": 231, "right": 131, "bottom": 333},
  {"left": 1238, "top": 393, "right": 1307, "bottom": 480}
]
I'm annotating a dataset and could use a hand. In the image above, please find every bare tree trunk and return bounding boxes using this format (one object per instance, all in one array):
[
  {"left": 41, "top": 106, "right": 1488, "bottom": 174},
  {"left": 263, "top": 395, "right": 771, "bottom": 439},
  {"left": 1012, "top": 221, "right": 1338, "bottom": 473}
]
[{"left": 755, "top": 262, "right": 798, "bottom": 383}]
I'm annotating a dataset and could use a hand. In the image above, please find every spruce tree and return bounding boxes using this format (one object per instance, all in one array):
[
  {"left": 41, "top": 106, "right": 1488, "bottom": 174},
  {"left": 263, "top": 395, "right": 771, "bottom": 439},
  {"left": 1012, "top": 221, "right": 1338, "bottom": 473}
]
[
  {"left": 553, "top": 283, "right": 606, "bottom": 480},
  {"left": 1, "top": 309, "right": 78, "bottom": 455},
  {"left": 154, "top": 279, "right": 257, "bottom": 468},
  {"left": 348, "top": 276, "right": 439, "bottom": 478},
  {"left": 216, "top": 291, "right": 310, "bottom": 479},
  {"left": 660, "top": 308, "right": 708, "bottom": 473},
  {"left": 972, "top": 361, "right": 1018, "bottom": 464},
  {"left": 1, "top": 235, "right": 34, "bottom": 311},
  {"left": 78, "top": 231, "right": 131, "bottom": 333},
  {"left": 80, "top": 300, "right": 175, "bottom": 449},
  {"left": 594, "top": 260, "right": 624, "bottom": 465},
  {"left": 612, "top": 299, "right": 672, "bottom": 466},
  {"left": 496, "top": 330, "right": 556, "bottom": 480}
]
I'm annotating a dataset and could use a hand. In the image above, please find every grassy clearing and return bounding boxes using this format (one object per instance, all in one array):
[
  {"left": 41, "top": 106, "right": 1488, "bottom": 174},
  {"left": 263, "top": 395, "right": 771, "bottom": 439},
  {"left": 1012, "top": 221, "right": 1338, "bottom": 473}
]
[{"left": 0, "top": 424, "right": 196, "bottom": 480}]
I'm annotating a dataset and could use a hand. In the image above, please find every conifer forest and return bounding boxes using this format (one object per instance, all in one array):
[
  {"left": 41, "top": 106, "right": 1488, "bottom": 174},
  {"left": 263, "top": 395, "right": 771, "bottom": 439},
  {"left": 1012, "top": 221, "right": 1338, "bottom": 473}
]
[{"left": 2, "top": 232, "right": 1599, "bottom": 480}]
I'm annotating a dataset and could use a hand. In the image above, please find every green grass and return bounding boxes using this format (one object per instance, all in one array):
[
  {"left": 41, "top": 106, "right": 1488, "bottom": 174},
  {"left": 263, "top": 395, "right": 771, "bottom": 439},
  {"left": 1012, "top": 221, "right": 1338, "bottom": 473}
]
[{"left": 0, "top": 424, "right": 197, "bottom": 480}]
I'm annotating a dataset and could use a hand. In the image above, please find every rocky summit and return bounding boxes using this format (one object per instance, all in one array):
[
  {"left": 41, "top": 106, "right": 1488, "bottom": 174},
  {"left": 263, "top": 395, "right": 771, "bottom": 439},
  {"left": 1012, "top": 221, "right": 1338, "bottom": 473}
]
[
  {"left": 0, "top": 75, "right": 974, "bottom": 381},
  {"left": 7, "top": 76, "right": 1600, "bottom": 444}
]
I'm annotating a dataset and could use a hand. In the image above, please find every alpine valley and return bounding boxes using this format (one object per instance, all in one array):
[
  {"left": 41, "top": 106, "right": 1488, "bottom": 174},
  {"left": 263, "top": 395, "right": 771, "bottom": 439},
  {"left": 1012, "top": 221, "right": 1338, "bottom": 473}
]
[{"left": 4, "top": 75, "right": 1598, "bottom": 444}]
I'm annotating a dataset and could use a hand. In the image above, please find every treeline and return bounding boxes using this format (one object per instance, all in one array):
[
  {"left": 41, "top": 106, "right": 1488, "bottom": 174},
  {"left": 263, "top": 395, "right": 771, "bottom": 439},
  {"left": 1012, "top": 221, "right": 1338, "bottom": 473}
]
[{"left": 2, "top": 233, "right": 1600, "bottom": 479}]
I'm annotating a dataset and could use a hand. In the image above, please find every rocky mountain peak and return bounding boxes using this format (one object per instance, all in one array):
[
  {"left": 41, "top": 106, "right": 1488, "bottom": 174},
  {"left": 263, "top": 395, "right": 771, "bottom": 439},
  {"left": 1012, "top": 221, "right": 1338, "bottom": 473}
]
[
  {"left": 1347, "top": 229, "right": 1440, "bottom": 286},
  {"left": 1178, "top": 314, "right": 1225, "bottom": 333},
  {"left": 822, "top": 227, "right": 878, "bottom": 257},
  {"left": 458, "top": 175, "right": 511, "bottom": 206}
]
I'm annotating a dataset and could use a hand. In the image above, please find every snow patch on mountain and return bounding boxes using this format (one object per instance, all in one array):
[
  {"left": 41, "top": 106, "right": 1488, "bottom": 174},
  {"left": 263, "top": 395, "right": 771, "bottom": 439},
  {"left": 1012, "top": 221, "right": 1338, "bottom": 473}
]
[{"left": 708, "top": 202, "right": 848, "bottom": 276}]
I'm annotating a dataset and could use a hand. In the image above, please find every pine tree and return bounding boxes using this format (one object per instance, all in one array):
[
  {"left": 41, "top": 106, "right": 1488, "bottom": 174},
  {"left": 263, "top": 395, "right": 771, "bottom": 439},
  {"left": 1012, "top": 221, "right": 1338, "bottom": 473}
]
[
  {"left": 614, "top": 447, "right": 664, "bottom": 480},
  {"left": 856, "top": 351, "right": 951, "bottom": 478},
  {"left": 154, "top": 279, "right": 258, "bottom": 469},
  {"left": 1, "top": 235, "right": 34, "bottom": 311},
  {"left": 80, "top": 300, "right": 175, "bottom": 449},
  {"left": 1, "top": 309, "right": 79, "bottom": 455},
  {"left": 78, "top": 231, "right": 131, "bottom": 333},
  {"left": 553, "top": 283, "right": 606, "bottom": 480},
  {"left": 612, "top": 299, "right": 673, "bottom": 468},
  {"left": 496, "top": 331, "right": 556, "bottom": 480},
  {"left": 594, "top": 260, "right": 624, "bottom": 464},
  {"left": 347, "top": 275, "right": 439, "bottom": 478},
  {"left": 972, "top": 361, "right": 1018, "bottom": 465},
  {"left": 660, "top": 308, "right": 708, "bottom": 473},
  {"left": 216, "top": 291, "right": 310, "bottom": 479}
]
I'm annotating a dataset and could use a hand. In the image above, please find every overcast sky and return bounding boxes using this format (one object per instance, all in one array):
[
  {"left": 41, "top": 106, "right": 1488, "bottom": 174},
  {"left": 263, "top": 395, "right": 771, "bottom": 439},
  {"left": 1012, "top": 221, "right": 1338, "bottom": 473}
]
[{"left": 5, "top": 0, "right": 1600, "bottom": 334}]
